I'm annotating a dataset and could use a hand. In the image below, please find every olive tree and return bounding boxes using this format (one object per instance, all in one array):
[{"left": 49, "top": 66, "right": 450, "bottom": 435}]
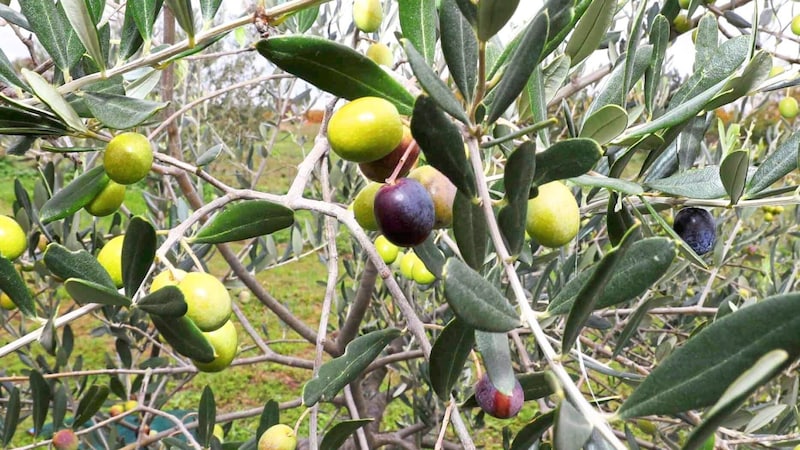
[{"left": 1, "top": 0, "right": 800, "bottom": 449}]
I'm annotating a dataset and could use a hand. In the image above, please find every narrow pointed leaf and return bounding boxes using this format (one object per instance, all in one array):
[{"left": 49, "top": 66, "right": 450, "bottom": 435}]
[
  {"left": 671, "top": 36, "right": 749, "bottom": 108},
  {"left": 2, "top": 386, "right": 20, "bottom": 446},
  {"left": 554, "top": 400, "right": 593, "bottom": 450},
  {"left": 0, "top": 48, "right": 27, "bottom": 90},
  {"left": 40, "top": 165, "right": 108, "bottom": 224},
  {"left": 570, "top": 174, "right": 643, "bottom": 196},
  {"left": 151, "top": 314, "right": 215, "bottom": 363},
  {"left": 526, "top": 66, "right": 549, "bottom": 145},
  {"left": 499, "top": 142, "right": 535, "bottom": 254},
  {"left": 83, "top": 92, "right": 168, "bottom": 129},
  {"left": 198, "top": 386, "right": 216, "bottom": 448},
  {"left": 645, "top": 15, "right": 669, "bottom": 113},
  {"left": 43, "top": 243, "right": 116, "bottom": 289},
  {"left": 476, "top": 331, "right": 516, "bottom": 394},
  {"left": 452, "top": 190, "right": 486, "bottom": 270},
  {"left": 303, "top": 328, "right": 401, "bottom": 405},
  {"left": 30, "top": 371, "right": 50, "bottom": 437},
  {"left": 0, "top": 4, "right": 30, "bottom": 30},
  {"left": 119, "top": 2, "right": 145, "bottom": 59},
  {"left": 719, "top": 150, "right": 749, "bottom": 205},
  {"left": 580, "top": 105, "right": 628, "bottom": 146},
  {"left": 19, "top": 0, "right": 83, "bottom": 71},
  {"left": 288, "top": 5, "right": 319, "bottom": 33},
  {"left": 683, "top": 350, "right": 788, "bottom": 450},
  {"left": 61, "top": 0, "right": 105, "bottom": 72},
  {"left": 618, "top": 293, "right": 800, "bottom": 419},
  {"left": 430, "top": 318, "right": 475, "bottom": 399},
  {"left": 541, "top": 54, "right": 571, "bottom": 104},
  {"left": 52, "top": 385, "right": 67, "bottom": 430},
  {"left": 486, "top": 12, "right": 548, "bottom": 124},
  {"left": 65, "top": 278, "right": 132, "bottom": 307},
  {"left": 586, "top": 46, "right": 652, "bottom": 118},
  {"left": 505, "top": 142, "right": 536, "bottom": 205},
  {"left": 454, "top": 0, "right": 477, "bottom": 26},
  {"left": 123, "top": 217, "right": 157, "bottom": 297},
  {"left": 705, "top": 50, "right": 772, "bottom": 111},
  {"left": 746, "top": 127, "right": 800, "bottom": 195},
  {"left": 165, "top": 0, "right": 195, "bottom": 45},
  {"left": 540, "top": 0, "right": 576, "bottom": 55},
  {"left": 401, "top": 39, "right": 469, "bottom": 124},
  {"left": 413, "top": 235, "right": 445, "bottom": 278},
  {"left": 606, "top": 193, "right": 634, "bottom": 246},
  {"left": 645, "top": 166, "right": 728, "bottom": 199},
  {"left": 564, "top": 0, "right": 615, "bottom": 66},
  {"left": 0, "top": 257, "right": 35, "bottom": 316},
  {"left": 194, "top": 200, "right": 294, "bottom": 244},
  {"left": 562, "top": 225, "right": 642, "bottom": 350},
  {"left": 477, "top": 0, "right": 519, "bottom": 41},
  {"left": 256, "top": 36, "right": 415, "bottom": 115},
  {"left": 498, "top": 202, "right": 527, "bottom": 256},
  {"left": 256, "top": 400, "right": 280, "bottom": 439},
  {"left": 533, "top": 138, "right": 602, "bottom": 187},
  {"left": 441, "top": 0, "right": 477, "bottom": 103},
  {"left": 411, "top": 96, "right": 476, "bottom": 196},
  {"left": 621, "top": 0, "right": 646, "bottom": 103},
  {"left": 619, "top": 77, "right": 730, "bottom": 142},
  {"left": 547, "top": 237, "right": 675, "bottom": 315},
  {"left": 136, "top": 286, "right": 187, "bottom": 317},
  {"left": 443, "top": 258, "right": 519, "bottom": 332},
  {"left": 200, "top": 0, "right": 223, "bottom": 24},
  {"left": 73, "top": 385, "right": 109, "bottom": 429},
  {"left": 320, "top": 419, "right": 374, "bottom": 450},
  {"left": 22, "top": 69, "right": 86, "bottom": 132},
  {"left": 398, "top": 0, "right": 436, "bottom": 65},
  {"left": 130, "top": 0, "right": 158, "bottom": 43},
  {"left": 510, "top": 411, "right": 556, "bottom": 450},
  {"left": 694, "top": 14, "right": 719, "bottom": 71}
]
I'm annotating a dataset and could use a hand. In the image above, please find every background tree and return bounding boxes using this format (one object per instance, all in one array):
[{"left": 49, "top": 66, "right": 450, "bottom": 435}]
[{"left": 1, "top": 0, "right": 800, "bottom": 449}]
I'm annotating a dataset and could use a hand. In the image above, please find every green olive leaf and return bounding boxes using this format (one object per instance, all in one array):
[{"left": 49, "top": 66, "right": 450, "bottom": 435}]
[
  {"left": 618, "top": 293, "right": 800, "bottom": 419},
  {"left": 0, "top": 256, "right": 35, "bottom": 316},
  {"left": 303, "top": 328, "right": 401, "bottom": 406},
  {"left": 194, "top": 200, "right": 294, "bottom": 244},
  {"left": 256, "top": 36, "right": 415, "bottom": 115},
  {"left": 64, "top": 278, "right": 132, "bottom": 307},
  {"left": 533, "top": 138, "right": 602, "bottom": 188},
  {"left": 429, "top": 318, "right": 475, "bottom": 399},
  {"left": 123, "top": 217, "right": 157, "bottom": 297},
  {"left": 151, "top": 313, "right": 216, "bottom": 363},
  {"left": 43, "top": 243, "right": 116, "bottom": 289},
  {"left": 443, "top": 258, "right": 519, "bottom": 332},
  {"left": 547, "top": 237, "right": 676, "bottom": 315},
  {"left": 320, "top": 420, "right": 374, "bottom": 450},
  {"left": 40, "top": 165, "right": 109, "bottom": 224}
]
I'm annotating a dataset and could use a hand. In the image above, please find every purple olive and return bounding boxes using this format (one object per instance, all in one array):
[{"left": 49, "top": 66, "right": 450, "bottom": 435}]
[
  {"left": 673, "top": 207, "right": 716, "bottom": 255},
  {"left": 475, "top": 374, "right": 524, "bottom": 419},
  {"left": 374, "top": 178, "right": 435, "bottom": 247}
]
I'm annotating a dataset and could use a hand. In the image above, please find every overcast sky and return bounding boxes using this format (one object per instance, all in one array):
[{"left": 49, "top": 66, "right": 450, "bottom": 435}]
[{"left": 1, "top": 1, "right": 797, "bottom": 79}]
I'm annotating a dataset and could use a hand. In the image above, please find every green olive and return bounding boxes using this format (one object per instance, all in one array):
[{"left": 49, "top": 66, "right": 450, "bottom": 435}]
[{"left": 328, "top": 97, "right": 403, "bottom": 163}]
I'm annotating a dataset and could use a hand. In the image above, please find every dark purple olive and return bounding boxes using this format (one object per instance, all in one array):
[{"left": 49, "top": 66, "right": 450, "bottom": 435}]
[
  {"left": 475, "top": 374, "right": 524, "bottom": 419},
  {"left": 673, "top": 207, "right": 716, "bottom": 255},
  {"left": 374, "top": 178, "right": 435, "bottom": 247}
]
